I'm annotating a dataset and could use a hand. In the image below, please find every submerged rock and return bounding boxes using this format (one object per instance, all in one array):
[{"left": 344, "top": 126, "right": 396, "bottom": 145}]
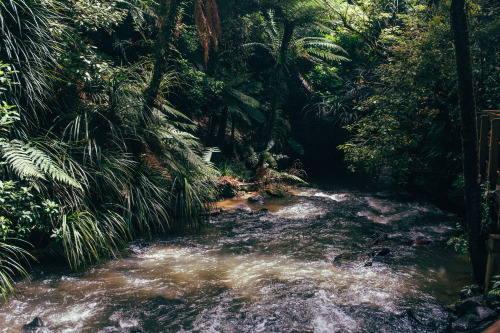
[
  {"left": 334, "top": 252, "right": 361, "bottom": 262},
  {"left": 334, "top": 252, "right": 373, "bottom": 267},
  {"left": 209, "top": 208, "right": 223, "bottom": 216},
  {"left": 364, "top": 233, "right": 389, "bottom": 247},
  {"left": 234, "top": 205, "right": 252, "bottom": 213},
  {"left": 22, "top": 317, "right": 44, "bottom": 331},
  {"left": 374, "top": 248, "right": 391, "bottom": 257},
  {"left": 363, "top": 259, "right": 373, "bottom": 267},
  {"left": 413, "top": 239, "right": 432, "bottom": 246}
]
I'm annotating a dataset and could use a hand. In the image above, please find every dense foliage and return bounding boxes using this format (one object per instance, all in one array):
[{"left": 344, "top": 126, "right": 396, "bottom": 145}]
[{"left": 0, "top": 0, "right": 498, "bottom": 298}]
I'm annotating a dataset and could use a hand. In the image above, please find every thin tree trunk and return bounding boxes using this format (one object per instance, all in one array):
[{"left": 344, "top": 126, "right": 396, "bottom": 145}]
[
  {"left": 217, "top": 106, "right": 229, "bottom": 147},
  {"left": 451, "top": 0, "right": 487, "bottom": 285},
  {"left": 261, "top": 106, "right": 277, "bottom": 151},
  {"left": 230, "top": 113, "right": 236, "bottom": 152},
  {"left": 142, "top": 0, "right": 183, "bottom": 121}
]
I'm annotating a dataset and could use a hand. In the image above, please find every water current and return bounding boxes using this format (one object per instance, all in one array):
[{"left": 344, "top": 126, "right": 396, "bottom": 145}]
[{"left": 0, "top": 185, "right": 471, "bottom": 332}]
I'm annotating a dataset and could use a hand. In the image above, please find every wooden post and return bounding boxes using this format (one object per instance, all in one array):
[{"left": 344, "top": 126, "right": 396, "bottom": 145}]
[
  {"left": 479, "top": 115, "right": 490, "bottom": 180},
  {"left": 487, "top": 118, "right": 500, "bottom": 190},
  {"left": 484, "top": 234, "right": 500, "bottom": 295}
]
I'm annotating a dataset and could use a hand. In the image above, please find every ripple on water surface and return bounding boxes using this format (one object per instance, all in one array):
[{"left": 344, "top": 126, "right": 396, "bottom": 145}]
[{"left": 0, "top": 187, "right": 470, "bottom": 332}]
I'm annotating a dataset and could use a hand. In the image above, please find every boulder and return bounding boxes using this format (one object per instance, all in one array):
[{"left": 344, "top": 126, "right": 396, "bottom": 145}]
[
  {"left": 22, "top": 317, "right": 44, "bottom": 331},
  {"left": 471, "top": 306, "right": 498, "bottom": 321},
  {"left": 374, "top": 248, "right": 391, "bottom": 257},
  {"left": 248, "top": 195, "right": 265, "bottom": 204},
  {"left": 451, "top": 314, "right": 482, "bottom": 331},
  {"left": 454, "top": 296, "right": 483, "bottom": 317}
]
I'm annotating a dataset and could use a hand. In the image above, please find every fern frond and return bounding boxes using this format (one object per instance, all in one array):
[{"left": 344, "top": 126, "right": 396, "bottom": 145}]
[
  {"left": 306, "top": 49, "right": 350, "bottom": 63},
  {"left": 202, "top": 147, "right": 220, "bottom": 164},
  {"left": 312, "top": 22, "right": 337, "bottom": 35},
  {"left": 300, "top": 38, "right": 348, "bottom": 53},
  {"left": 0, "top": 140, "right": 81, "bottom": 188},
  {"left": 227, "top": 88, "right": 260, "bottom": 108}
]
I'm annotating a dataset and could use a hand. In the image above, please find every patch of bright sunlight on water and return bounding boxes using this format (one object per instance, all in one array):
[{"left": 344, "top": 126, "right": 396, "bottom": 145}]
[{"left": 0, "top": 186, "right": 470, "bottom": 332}]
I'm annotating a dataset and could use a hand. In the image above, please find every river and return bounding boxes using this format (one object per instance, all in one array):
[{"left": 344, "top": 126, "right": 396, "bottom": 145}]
[{"left": 0, "top": 184, "right": 470, "bottom": 332}]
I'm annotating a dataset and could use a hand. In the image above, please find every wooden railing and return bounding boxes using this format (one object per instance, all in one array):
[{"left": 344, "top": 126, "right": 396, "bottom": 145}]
[
  {"left": 478, "top": 111, "right": 500, "bottom": 294},
  {"left": 478, "top": 110, "right": 500, "bottom": 190}
]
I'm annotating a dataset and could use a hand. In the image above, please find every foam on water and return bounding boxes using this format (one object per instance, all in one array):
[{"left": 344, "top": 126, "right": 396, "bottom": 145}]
[
  {"left": 0, "top": 187, "right": 469, "bottom": 332},
  {"left": 294, "top": 188, "right": 350, "bottom": 202},
  {"left": 274, "top": 202, "right": 326, "bottom": 219}
]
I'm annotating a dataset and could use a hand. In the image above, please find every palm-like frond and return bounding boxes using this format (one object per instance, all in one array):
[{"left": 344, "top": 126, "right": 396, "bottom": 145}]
[
  {"left": 171, "top": 176, "right": 214, "bottom": 230},
  {"left": 0, "top": 240, "right": 33, "bottom": 301},
  {"left": 58, "top": 210, "right": 128, "bottom": 269},
  {"left": 0, "top": 0, "right": 67, "bottom": 111},
  {"left": 122, "top": 171, "right": 172, "bottom": 235}
]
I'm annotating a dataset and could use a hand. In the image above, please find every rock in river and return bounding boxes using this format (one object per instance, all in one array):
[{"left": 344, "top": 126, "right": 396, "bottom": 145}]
[
  {"left": 248, "top": 195, "right": 265, "bottom": 204},
  {"left": 234, "top": 204, "right": 252, "bottom": 213},
  {"left": 22, "top": 317, "right": 44, "bottom": 331}
]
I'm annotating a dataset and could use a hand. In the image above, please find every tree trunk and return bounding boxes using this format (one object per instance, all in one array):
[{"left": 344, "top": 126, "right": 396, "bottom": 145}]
[
  {"left": 142, "top": 0, "right": 183, "bottom": 121},
  {"left": 451, "top": 0, "right": 487, "bottom": 285},
  {"left": 280, "top": 21, "right": 295, "bottom": 63},
  {"left": 230, "top": 113, "right": 236, "bottom": 153},
  {"left": 217, "top": 106, "right": 229, "bottom": 147},
  {"left": 207, "top": 114, "right": 217, "bottom": 145},
  {"left": 261, "top": 106, "right": 277, "bottom": 151}
]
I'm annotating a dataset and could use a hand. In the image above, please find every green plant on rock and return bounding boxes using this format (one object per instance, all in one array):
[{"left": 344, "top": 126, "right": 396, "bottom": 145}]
[{"left": 488, "top": 275, "right": 500, "bottom": 312}]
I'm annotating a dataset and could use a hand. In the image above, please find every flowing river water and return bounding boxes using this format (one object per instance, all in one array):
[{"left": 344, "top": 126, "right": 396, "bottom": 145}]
[{"left": 0, "top": 185, "right": 471, "bottom": 332}]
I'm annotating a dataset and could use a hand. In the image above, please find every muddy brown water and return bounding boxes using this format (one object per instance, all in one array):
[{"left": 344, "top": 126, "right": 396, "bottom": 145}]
[{"left": 0, "top": 186, "right": 470, "bottom": 332}]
